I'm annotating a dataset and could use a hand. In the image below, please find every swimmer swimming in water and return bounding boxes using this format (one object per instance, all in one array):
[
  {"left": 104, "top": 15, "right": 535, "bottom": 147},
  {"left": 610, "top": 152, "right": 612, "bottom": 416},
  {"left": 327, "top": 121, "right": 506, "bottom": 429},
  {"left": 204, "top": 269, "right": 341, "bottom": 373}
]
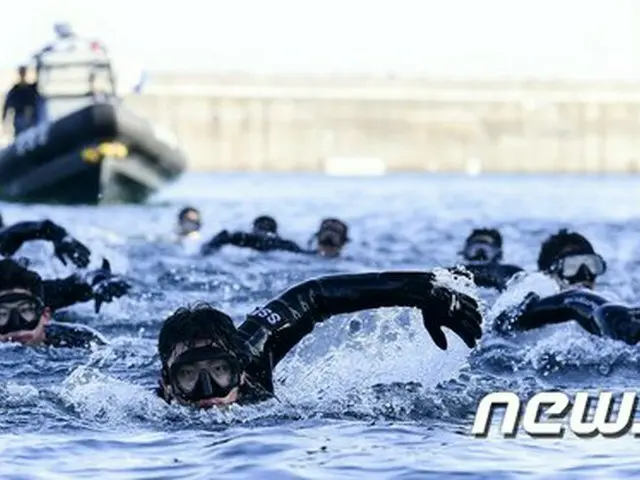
[
  {"left": 201, "top": 215, "right": 304, "bottom": 255},
  {"left": 155, "top": 268, "right": 482, "bottom": 408},
  {"left": 0, "top": 258, "right": 130, "bottom": 348},
  {"left": 175, "top": 206, "right": 203, "bottom": 240},
  {"left": 200, "top": 216, "right": 350, "bottom": 258},
  {"left": 492, "top": 229, "right": 640, "bottom": 345},
  {"left": 457, "top": 228, "right": 523, "bottom": 291},
  {"left": 305, "top": 218, "right": 349, "bottom": 258}
]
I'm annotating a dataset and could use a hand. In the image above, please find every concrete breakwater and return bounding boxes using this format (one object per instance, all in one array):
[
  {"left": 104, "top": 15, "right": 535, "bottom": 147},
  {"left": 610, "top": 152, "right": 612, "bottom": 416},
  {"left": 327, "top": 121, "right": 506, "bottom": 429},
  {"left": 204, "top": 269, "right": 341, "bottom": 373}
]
[{"left": 3, "top": 71, "right": 640, "bottom": 173}]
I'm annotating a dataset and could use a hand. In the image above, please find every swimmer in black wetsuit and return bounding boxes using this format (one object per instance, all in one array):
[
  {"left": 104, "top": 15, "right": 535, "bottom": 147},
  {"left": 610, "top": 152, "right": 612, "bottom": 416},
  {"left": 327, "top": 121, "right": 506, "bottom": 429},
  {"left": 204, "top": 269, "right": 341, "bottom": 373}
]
[
  {"left": 200, "top": 215, "right": 304, "bottom": 255},
  {"left": 0, "top": 218, "right": 91, "bottom": 268},
  {"left": 0, "top": 258, "right": 131, "bottom": 348},
  {"left": 458, "top": 228, "right": 523, "bottom": 291},
  {"left": 156, "top": 268, "right": 483, "bottom": 408},
  {"left": 306, "top": 218, "right": 350, "bottom": 258},
  {"left": 175, "top": 206, "right": 203, "bottom": 241},
  {"left": 200, "top": 216, "right": 351, "bottom": 258},
  {"left": 492, "top": 229, "right": 640, "bottom": 345},
  {"left": 128, "top": 206, "right": 204, "bottom": 246}
]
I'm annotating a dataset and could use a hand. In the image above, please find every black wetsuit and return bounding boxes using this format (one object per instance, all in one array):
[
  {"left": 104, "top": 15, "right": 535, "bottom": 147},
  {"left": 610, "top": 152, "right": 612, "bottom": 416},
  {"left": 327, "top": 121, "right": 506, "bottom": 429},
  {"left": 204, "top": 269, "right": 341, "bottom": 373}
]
[
  {"left": 43, "top": 321, "right": 107, "bottom": 348},
  {"left": 464, "top": 263, "right": 523, "bottom": 291},
  {"left": 231, "top": 271, "right": 476, "bottom": 404},
  {"left": 43, "top": 274, "right": 100, "bottom": 311},
  {"left": 492, "top": 287, "right": 640, "bottom": 345},
  {"left": 201, "top": 230, "right": 305, "bottom": 255},
  {"left": 22, "top": 275, "right": 114, "bottom": 348},
  {"left": 27, "top": 262, "right": 127, "bottom": 348},
  {"left": 0, "top": 220, "right": 72, "bottom": 257}
]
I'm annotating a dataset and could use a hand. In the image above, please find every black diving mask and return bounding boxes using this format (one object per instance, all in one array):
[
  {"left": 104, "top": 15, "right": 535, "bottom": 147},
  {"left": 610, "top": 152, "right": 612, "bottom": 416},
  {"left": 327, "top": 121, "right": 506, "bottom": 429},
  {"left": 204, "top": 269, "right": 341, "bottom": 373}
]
[
  {"left": 0, "top": 292, "right": 44, "bottom": 335},
  {"left": 178, "top": 219, "right": 201, "bottom": 236},
  {"left": 178, "top": 209, "right": 202, "bottom": 236},
  {"left": 310, "top": 219, "right": 349, "bottom": 249},
  {"left": 461, "top": 242, "right": 501, "bottom": 264},
  {"left": 549, "top": 253, "right": 606, "bottom": 280},
  {"left": 168, "top": 346, "right": 242, "bottom": 402}
]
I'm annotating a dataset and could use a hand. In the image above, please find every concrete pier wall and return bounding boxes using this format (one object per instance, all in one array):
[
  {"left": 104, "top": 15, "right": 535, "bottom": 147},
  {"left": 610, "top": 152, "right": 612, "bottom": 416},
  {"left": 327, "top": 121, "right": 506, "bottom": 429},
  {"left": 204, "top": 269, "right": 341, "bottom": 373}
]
[{"left": 3, "top": 71, "right": 640, "bottom": 173}]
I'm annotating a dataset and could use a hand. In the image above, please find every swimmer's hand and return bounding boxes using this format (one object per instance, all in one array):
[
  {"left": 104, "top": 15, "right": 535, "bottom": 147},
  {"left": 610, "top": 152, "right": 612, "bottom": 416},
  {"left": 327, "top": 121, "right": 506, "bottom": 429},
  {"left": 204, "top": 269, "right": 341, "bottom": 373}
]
[
  {"left": 420, "top": 283, "right": 483, "bottom": 350},
  {"left": 594, "top": 304, "right": 640, "bottom": 345},
  {"left": 84, "top": 258, "right": 131, "bottom": 313},
  {"left": 44, "top": 219, "right": 91, "bottom": 268},
  {"left": 53, "top": 233, "right": 91, "bottom": 268},
  {"left": 201, "top": 230, "right": 231, "bottom": 255}
]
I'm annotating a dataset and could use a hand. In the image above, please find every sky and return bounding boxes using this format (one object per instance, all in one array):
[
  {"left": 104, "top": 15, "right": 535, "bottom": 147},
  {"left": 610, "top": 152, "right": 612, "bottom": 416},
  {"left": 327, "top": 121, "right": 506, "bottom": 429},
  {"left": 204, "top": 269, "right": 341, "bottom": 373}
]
[{"left": 2, "top": 0, "right": 640, "bottom": 79}]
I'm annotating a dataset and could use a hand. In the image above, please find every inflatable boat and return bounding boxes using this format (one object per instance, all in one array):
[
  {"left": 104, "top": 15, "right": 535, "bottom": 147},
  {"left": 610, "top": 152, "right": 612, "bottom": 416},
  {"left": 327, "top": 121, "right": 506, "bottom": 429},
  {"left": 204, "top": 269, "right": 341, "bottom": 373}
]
[{"left": 0, "top": 37, "right": 186, "bottom": 204}]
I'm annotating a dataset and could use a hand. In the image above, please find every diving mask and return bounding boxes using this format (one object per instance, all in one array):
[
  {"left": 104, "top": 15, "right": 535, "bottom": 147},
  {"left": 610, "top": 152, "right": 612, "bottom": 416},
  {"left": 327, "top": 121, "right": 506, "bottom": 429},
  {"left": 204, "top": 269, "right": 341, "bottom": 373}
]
[
  {"left": 178, "top": 220, "right": 201, "bottom": 236},
  {"left": 168, "top": 346, "right": 242, "bottom": 402},
  {"left": 178, "top": 210, "right": 202, "bottom": 236},
  {"left": 0, "top": 292, "right": 44, "bottom": 335},
  {"left": 549, "top": 253, "right": 606, "bottom": 280},
  {"left": 461, "top": 242, "right": 501, "bottom": 264},
  {"left": 315, "top": 219, "right": 348, "bottom": 248}
]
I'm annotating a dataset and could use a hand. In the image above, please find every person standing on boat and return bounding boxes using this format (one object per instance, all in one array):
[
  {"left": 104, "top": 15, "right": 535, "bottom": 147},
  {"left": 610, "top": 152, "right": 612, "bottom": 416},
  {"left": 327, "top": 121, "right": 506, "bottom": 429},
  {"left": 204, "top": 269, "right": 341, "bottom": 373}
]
[{"left": 2, "top": 66, "right": 40, "bottom": 136}]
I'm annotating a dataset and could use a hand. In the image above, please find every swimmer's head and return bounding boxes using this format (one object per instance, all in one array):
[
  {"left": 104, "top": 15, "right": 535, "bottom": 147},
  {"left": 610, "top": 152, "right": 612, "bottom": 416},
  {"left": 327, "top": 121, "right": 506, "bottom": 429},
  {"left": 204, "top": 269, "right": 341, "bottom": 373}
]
[
  {"left": 0, "top": 259, "right": 51, "bottom": 345},
  {"left": 311, "top": 218, "right": 349, "bottom": 257},
  {"left": 538, "top": 229, "right": 606, "bottom": 289},
  {"left": 252, "top": 215, "right": 278, "bottom": 236},
  {"left": 158, "top": 303, "right": 248, "bottom": 409},
  {"left": 17, "top": 65, "right": 27, "bottom": 82},
  {"left": 177, "top": 206, "right": 202, "bottom": 237},
  {"left": 460, "top": 228, "right": 503, "bottom": 265}
]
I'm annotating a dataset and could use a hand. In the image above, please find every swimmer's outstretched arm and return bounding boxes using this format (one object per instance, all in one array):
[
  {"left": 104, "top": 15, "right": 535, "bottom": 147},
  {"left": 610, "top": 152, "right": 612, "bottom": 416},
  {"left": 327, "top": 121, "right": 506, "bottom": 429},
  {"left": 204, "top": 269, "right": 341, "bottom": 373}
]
[
  {"left": 42, "top": 259, "right": 131, "bottom": 312},
  {"left": 42, "top": 275, "right": 93, "bottom": 311},
  {"left": 44, "top": 321, "right": 108, "bottom": 348},
  {"left": 0, "top": 219, "right": 91, "bottom": 268},
  {"left": 201, "top": 230, "right": 305, "bottom": 255},
  {"left": 592, "top": 304, "right": 640, "bottom": 345},
  {"left": 270, "top": 238, "right": 305, "bottom": 253},
  {"left": 236, "top": 271, "right": 483, "bottom": 367},
  {"left": 200, "top": 230, "right": 235, "bottom": 254},
  {"left": 492, "top": 290, "right": 606, "bottom": 336}
]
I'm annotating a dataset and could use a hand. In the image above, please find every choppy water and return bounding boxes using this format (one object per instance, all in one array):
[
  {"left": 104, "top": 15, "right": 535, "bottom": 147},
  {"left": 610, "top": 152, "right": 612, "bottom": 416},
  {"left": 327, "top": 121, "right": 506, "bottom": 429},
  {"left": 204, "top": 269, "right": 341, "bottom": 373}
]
[{"left": 1, "top": 173, "right": 640, "bottom": 479}]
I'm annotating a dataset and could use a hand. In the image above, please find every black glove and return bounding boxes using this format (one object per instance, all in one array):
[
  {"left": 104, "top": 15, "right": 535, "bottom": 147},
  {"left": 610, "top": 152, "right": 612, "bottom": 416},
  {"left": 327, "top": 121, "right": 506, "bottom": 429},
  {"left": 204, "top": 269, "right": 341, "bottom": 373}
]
[
  {"left": 618, "top": 308, "right": 640, "bottom": 345},
  {"left": 594, "top": 304, "right": 640, "bottom": 345},
  {"left": 83, "top": 258, "right": 131, "bottom": 313},
  {"left": 53, "top": 234, "right": 91, "bottom": 268},
  {"left": 201, "top": 230, "right": 231, "bottom": 255},
  {"left": 492, "top": 292, "right": 540, "bottom": 334},
  {"left": 419, "top": 278, "right": 483, "bottom": 350}
]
